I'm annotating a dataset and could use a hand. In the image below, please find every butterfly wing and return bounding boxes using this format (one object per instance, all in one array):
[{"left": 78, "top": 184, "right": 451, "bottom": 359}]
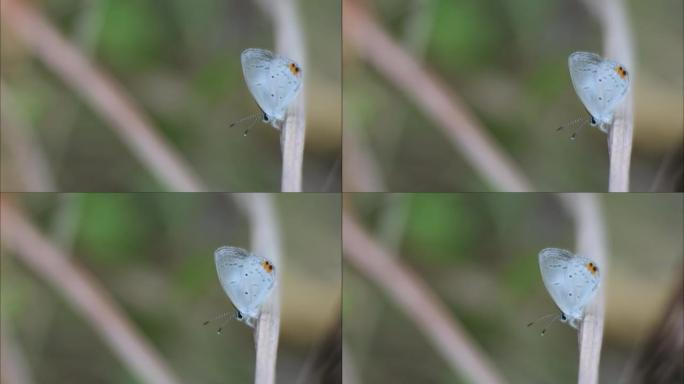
[
  {"left": 568, "top": 52, "right": 629, "bottom": 128},
  {"left": 594, "top": 58, "right": 630, "bottom": 123},
  {"left": 538, "top": 248, "right": 600, "bottom": 321},
  {"left": 214, "top": 246, "right": 275, "bottom": 319},
  {"left": 566, "top": 254, "right": 600, "bottom": 317},
  {"left": 241, "top": 48, "right": 302, "bottom": 123}
]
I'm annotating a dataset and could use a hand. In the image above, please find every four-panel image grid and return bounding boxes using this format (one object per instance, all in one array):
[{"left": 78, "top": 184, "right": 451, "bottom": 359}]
[{"left": 0, "top": 1, "right": 682, "bottom": 383}]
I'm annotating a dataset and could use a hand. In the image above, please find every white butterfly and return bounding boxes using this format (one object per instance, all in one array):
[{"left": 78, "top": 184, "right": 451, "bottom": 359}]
[
  {"left": 538, "top": 247, "right": 600, "bottom": 329},
  {"left": 214, "top": 246, "right": 276, "bottom": 327},
  {"left": 568, "top": 51, "right": 630, "bottom": 133},
  {"left": 239, "top": 48, "right": 303, "bottom": 130}
]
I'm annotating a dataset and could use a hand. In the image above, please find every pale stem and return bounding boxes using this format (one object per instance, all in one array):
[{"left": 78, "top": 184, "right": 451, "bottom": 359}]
[
  {"left": 255, "top": 0, "right": 308, "bottom": 192},
  {"left": 232, "top": 194, "right": 282, "bottom": 384},
  {"left": 559, "top": 194, "right": 608, "bottom": 384}
]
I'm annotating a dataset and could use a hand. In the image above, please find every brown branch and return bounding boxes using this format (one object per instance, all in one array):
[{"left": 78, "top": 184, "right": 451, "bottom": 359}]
[
  {"left": 0, "top": 0, "right": 205, "bottom": 192},
  {"left": 232, "top": 194, "right": 282, "bottom": 384},
  {"left": 343, "top": 210, "right": 508, "bottom": 384},
  {"left": 343, "top": 0, "right": 532, "bottom": 192},
  {"left": 255, "top": 0, "right": 308, "bottom": 192},
  {"left": 581, "top": 0, "right": 635, "bottom": 191},
  {"left": 0, "top": 197, "right": 183, "bottom": 384}
]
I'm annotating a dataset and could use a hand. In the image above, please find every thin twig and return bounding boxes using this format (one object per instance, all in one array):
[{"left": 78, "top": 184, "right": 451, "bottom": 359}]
[
  {"left": 232, "top": 194, "right": 282, "bottom": 384},
  {"left": 341, "top": 340, "right": 360, "bottom": 384},
  {"left": 0, "top": 0, "right": 205, "bottom": 192},
  {"left": 343, "top": 210, "right": 508, "bottom": 384},
  {"left": 581, "top": 0, "right": 635, "bottom": 191},
  {"left": 344, "top": 0, "right": 532, "bottom": 192},
  {"left": 0, "top": 198, "right": 183, "bottom": 384},
  {"left": 342, "top": 125, "right": 387, "bottom": 191},
  {"left": 254, "top": 0, "right": 307, "bottom": 192},
  {"left": 0, "top": 320, "right": 35, "bottom": 384},
  {"left": 559, "top": 194, "right": 607, "bottom": 384},
  {"left": 0, "top": 81, "right": 56, "bottom": 191}
]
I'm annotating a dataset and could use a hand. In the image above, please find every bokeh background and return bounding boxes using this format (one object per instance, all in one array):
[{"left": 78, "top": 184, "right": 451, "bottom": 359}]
[
  {"left": 343, "top": 193, "right": 683, "bottom": 383},
  {"left": 343, "top": 0, "right": 683, "bottom": 191},
  {"left": 1, "top": 193, "right": 341, "bottom": 383},
  {"left": 1, "top": 0, "right": 341, "bottom": 191}
]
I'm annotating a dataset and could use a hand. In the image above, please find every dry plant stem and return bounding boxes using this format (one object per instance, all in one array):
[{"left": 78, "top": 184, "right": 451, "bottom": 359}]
[
  {"left": 1, "top": 82, "right": 56, "bottom": 191},
  {"left": 0, "top": 199, "right": 182, "bottom": 384},
  {"left": 0, "top": 117, "right": 55, "bottom": 191},
  {"left": 0, "top": 0, "right": 205, "bottom": 192},
  {"left": 344, "top": 0, "right": 532, "bottom": 192},
  {"left": 341, "top": 340, "right": 360, "bottom": 384},
  {"left": 255, "top": 0, "right": 307, "bottom": 192},
  {"left": 232, "top": 194, "right": 282, "bottom": 384},
  {"left": 559, "top": 194, "right": 607, "bottom": 384},
  {"left": 582, "top": 0, "right": 635, "bottom": 191},
  {"left": 1, "top": 322, "right": 35, "bottom": 384},
  {"left": 343, "top": 211, "right": 508, "bottom": 384},
  {"left": 342, "top": 126, "right": 387, "bottom": 191}
]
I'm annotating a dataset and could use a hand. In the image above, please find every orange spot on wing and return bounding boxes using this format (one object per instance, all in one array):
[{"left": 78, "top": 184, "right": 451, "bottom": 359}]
[
  {"left": 586, "top": 262, "right": 599, "bottom": 275},
  {"left": 615, "top": 66, "right": 627, "bottom": 79},
  {"left": 261, "top": 261, "right": 274, "bottom": 273},
  {"left": 288, "top": 63, "right": 300, "bottom": 75}
]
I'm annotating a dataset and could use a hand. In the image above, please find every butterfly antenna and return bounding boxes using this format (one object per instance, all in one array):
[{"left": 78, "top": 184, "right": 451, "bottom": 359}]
[
  {"left": 527, "top": 313, "right": 556, "bottom": 328},
  {"left": 242, "top": 114, "right": 259, "bottom": 136},
  {"left": 540, "top": 314, "right": 561, "bottom": 336},
  {"left": 557, "top": 116, "right": 586, "bottom": 132},
  {"left": 203, "top": 311, "right": 231, "bottom": 326},
  {"left": 569, "top": 119, "right": 590, "bottom": 141},
  {"left": 215, "top": 316, "right": 232, "bottom": 335},
  {"left": 228, "top": 114, "right": 258, "bottom": 129}
]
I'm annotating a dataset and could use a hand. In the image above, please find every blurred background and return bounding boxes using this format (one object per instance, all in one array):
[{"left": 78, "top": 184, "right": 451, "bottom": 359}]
[
  {"left": 343, "top": 193, "right": 683, "bottom": 383},
  {"left": 343, "top": 0, "right": 683, "bottom": 191},
  {"left": 1, "top": 0, "right": 341, "bottom": 191},
  {"left": 1, "top": 193, "right": 341, "bottom": 383}
]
